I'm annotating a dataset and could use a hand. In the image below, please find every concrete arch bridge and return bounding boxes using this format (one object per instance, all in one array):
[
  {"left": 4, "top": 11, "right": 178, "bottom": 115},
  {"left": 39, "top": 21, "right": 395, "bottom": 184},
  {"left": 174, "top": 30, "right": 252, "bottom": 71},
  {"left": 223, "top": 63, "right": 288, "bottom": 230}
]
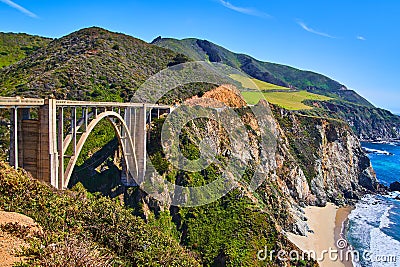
[{"left": 0, "top": 97, "right": 170, "bottom": 189}]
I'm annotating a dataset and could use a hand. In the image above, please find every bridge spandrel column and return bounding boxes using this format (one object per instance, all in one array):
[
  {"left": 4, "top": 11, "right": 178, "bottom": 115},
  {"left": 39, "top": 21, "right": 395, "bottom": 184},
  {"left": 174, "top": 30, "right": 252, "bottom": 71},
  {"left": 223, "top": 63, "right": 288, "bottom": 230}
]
[
  {"left": 38, "top": 99, "right": 59, "bottom": 188},
  {"left": 136, "top": 105, "right": 147, "bottom": 181},
  {"left": 123, "top": 105, "right": 147, "bottom": 185},
  {"left": 9, "top": 108, "right": 18, "bottom": 169}
]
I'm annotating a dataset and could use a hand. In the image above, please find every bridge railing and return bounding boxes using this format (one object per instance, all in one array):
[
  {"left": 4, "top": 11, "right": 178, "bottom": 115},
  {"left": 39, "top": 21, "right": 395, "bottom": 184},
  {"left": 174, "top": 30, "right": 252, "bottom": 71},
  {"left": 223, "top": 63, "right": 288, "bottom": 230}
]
[
  {"left": 0, "top": 97, "right": 45, "bottom": 107},
  {"left": 0, "top": 97, "right": 170, "bottom": 109},
  {"left": 55, "top": 100, "right": 170, "bottom": 109}
]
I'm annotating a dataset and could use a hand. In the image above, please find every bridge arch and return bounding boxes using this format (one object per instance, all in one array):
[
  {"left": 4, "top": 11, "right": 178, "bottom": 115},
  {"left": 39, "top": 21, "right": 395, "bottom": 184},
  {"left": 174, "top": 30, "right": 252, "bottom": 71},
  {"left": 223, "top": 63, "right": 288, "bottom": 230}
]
[{"left": 63, "top": 111, "right": 138, "bottom": 189}]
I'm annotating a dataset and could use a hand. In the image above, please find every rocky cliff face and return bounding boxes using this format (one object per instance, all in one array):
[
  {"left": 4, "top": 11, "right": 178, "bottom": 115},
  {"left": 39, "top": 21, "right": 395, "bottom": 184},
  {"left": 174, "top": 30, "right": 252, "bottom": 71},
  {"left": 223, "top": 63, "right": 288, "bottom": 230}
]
[
  {"left": 273, "top": 107, "right": 378, "bottom": 206},
  {"left": 137, "top": 87, "right": 379, "bottom": 238},
  {"left": 304, "top": 100, "right": 400, "bottom": 141},
  {"left": 245, "top": 104, "right": 378, "bottom": 234}
]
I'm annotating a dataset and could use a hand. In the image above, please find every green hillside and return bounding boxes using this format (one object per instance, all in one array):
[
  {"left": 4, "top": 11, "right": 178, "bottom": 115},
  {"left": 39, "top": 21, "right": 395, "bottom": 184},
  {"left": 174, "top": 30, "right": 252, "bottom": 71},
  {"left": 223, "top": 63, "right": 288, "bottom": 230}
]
[
  {"left": 230, "top": 74, "right": 332, "bottom": 110},
  {"left": 0, "top": 33, "right": 52, "bottom": 68},
  {"left": 230, "top": 74, "right": 290, "bottom": 91},
  {"left": 0, "top": 27, "right": 184, "bottom": 101},
  {"left": 153, "top": 37, "right": 374, "bottom": 107},
  {"left": 243, "top": 90, "right": 332, "bottom": 110}
]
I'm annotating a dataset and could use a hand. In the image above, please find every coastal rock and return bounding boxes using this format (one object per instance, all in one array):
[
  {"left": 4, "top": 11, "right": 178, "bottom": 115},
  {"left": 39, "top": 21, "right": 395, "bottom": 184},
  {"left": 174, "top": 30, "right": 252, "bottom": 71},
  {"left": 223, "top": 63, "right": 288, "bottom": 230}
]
[
  {"left": 390, "top": 181, "right": 400, "bottom": 192},
  {"left": 313, "top": 101, "right": 400, "bottom": 141},
  {"left": 292, "top": 219, "right": 309, "bottom": 236},
  {"left": 273, "top": 107, "right": 378, "bottom": 208}
]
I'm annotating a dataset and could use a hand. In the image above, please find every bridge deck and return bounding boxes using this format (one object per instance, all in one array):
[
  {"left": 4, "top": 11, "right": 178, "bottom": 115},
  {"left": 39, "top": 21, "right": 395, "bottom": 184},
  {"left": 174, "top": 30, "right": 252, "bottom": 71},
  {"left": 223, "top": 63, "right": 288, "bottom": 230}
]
[
  {"left": 0, "top": 97, "right": 170, "bottom": 109},
  {"left": 0, "top": 97, "right": 45, "bottom": 107}
]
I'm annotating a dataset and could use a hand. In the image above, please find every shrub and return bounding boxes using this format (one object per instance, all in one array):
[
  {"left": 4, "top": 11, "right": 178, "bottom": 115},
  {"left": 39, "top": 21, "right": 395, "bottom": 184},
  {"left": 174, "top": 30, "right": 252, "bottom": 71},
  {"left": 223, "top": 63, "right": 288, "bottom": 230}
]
[{"left": 0, "top": 161, "right": 200, "bottom": 266}]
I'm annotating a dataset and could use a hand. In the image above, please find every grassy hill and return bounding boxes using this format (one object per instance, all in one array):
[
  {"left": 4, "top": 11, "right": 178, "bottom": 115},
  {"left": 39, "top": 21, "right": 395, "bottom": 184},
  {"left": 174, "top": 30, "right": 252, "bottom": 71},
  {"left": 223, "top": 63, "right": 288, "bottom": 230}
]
[
  {"left": 230, "top": 74, "right": 332, "bottom": 110},
  {"left": 0, "top": 32, "right": 52, "bottom": 68},
  {"left": 230, "top": 74, "right": 291, "bottom": 91},
  {"left": 153, "top": 37, "right": 400, "bottom": 139},
  {"left": 152, "top": 37, "right": 374, "bottom": 107},
  {"left": 243, "top": 90, "right": 332, "bottom": 110},
  {"left": 0, "top": 27, "right": 186, "bottom": 101}
]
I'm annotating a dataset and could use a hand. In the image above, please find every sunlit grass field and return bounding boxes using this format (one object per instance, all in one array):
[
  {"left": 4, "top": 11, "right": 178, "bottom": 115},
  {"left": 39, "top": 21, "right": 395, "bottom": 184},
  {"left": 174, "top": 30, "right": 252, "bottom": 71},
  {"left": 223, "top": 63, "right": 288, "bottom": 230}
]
[
  {"left": 230, "top": 74, "right": 290, "bottom": 91},
  {"left": 242, "top": 90, "right": 333, "bottom": 110}
]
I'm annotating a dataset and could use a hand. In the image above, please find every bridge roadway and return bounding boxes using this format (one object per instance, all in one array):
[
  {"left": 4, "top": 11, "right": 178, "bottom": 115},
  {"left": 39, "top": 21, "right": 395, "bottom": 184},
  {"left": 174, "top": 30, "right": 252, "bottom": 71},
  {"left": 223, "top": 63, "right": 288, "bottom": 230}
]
[{"left": 0, "top": 97, "right": 171, "bottom": 190}]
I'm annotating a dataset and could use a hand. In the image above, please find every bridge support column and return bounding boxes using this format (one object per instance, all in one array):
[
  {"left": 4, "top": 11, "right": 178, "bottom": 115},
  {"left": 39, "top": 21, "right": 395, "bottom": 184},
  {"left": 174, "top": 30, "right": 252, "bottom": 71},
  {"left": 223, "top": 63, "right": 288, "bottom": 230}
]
[
  {"left": 9, "top": 108, "right": 19, "bottom": 169},
  {"left": 10, "top": 108, "right": 32, "bottom": 170},
  {"left": 57, "top": 107, "right": 64, "bottom": 189},
  {"left": 38, "top": 99, "right": 59, "bottom": 188},
  {"left": 135, "top": 105, "right": 147, "bottom": 181},
  {"left": 122, "top": 105, "right": 147, "bottom": 185}
]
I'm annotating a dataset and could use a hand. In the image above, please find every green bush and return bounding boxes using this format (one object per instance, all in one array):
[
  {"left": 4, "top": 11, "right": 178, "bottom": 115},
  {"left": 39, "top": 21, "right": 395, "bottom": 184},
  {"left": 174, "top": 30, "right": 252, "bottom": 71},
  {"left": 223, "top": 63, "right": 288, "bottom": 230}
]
[{"left": 0, "top": 161, "right": 200, "bottom": 266}]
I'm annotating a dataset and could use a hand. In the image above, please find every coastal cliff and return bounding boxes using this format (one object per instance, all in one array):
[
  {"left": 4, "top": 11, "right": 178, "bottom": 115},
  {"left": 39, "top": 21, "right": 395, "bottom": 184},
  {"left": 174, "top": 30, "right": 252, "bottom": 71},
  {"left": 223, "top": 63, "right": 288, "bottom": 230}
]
[
  {"left": 273, "top": 107, "right": 378, "bottom": 207},
  {"left": 304, "top": 100, "right": 400, "bottom": 141},
  {"left": 131, "top": 86, "right": 378, "bottom": 250}
]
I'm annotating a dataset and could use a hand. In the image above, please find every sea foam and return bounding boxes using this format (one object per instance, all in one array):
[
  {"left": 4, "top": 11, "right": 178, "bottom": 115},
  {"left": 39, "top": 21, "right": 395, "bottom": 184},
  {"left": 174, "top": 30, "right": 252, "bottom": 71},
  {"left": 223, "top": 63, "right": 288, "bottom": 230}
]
[{"left": 347, "top": 195, "right": 400, "bottom": 267}]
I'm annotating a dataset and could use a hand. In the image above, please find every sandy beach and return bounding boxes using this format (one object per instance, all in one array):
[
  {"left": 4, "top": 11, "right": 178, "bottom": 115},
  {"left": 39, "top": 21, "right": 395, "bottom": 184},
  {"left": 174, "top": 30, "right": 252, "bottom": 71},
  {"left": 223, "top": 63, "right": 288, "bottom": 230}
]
[{"left": 287, "top": 203, "right": 353, "bottom": 267}]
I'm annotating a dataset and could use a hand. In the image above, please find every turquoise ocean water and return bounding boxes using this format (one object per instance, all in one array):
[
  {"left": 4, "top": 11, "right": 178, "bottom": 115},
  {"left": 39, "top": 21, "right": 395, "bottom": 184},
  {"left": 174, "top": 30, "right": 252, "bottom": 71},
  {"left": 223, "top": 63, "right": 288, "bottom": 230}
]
[{"left": 347, "top": 142, "right": 400, "bottom": 267}]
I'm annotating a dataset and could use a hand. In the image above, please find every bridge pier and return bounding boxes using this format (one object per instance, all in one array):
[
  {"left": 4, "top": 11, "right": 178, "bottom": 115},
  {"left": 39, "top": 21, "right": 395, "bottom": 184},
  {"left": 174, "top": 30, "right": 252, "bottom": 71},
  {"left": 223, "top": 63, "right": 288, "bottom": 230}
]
[
  {"left": 37, "top": 99, "right": 58, "bottom": 188},
  {"left": 10, "top": 108, "right": 34, "bottom": 170},
  {"left": 9, "top": 100, "right": 58, "bottom": 188},
  {"left": 9, "top": 107, "right": 19, "bottom": 169}
]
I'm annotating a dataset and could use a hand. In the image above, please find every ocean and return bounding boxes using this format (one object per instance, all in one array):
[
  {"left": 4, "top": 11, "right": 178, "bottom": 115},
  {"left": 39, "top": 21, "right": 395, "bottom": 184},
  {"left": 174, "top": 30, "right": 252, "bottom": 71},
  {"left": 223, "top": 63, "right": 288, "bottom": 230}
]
[{"left": 347, "top": 142, "right": 400, "bottom": 267}]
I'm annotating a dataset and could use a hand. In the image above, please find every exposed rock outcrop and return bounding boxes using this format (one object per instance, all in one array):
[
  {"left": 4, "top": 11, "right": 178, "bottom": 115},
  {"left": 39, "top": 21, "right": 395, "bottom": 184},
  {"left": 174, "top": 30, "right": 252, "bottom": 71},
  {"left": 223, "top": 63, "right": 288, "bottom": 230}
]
[
  {"left": 140, "top": 86, "right": 379, "bottom": 235},
  {"left": 390, "top": 181, "right": 400, "bottom": 192},
  {"left": 273, "top": 107, "right": 378, "bottom": 207},
  {"left": 307, "top": 100, "right": 400, "bottom": 141}
]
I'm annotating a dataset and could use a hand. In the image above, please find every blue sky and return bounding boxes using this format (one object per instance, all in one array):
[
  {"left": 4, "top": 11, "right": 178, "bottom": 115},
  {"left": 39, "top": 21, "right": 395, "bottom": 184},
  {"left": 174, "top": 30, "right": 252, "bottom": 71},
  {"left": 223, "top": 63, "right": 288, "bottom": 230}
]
[{"left": 1, "top": 0, "right": 399, "bottom": 113}]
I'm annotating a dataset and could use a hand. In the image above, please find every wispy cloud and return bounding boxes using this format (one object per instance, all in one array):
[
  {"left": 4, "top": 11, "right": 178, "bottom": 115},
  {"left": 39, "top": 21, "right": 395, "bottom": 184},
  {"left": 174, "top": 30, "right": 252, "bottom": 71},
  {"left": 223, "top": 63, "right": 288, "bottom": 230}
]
[
  {"left": 357, "top": 35, "right": 366, "bottom": 41},
  {"left": 297, "top": 21, "right": 336, "bottom": 39},
  {"left": 218, "top": 0, "right": 271, "bottom": 18},
  {"left": 0, "top": 0, "right": 38, "bottom": 18}
]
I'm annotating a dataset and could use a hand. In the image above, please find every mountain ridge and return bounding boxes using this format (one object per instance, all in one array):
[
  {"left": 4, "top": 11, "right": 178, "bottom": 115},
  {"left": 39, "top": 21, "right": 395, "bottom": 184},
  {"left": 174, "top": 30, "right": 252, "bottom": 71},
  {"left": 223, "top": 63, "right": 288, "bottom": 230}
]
[
  {"left": 153, "top": 36, "right": 400, "bottom": 140},
  {"left": 0, "top": 27, "right": 183, "bottom": 101},
  {"left": 152, "top": 37, "right": 374, "bottom": 107}
]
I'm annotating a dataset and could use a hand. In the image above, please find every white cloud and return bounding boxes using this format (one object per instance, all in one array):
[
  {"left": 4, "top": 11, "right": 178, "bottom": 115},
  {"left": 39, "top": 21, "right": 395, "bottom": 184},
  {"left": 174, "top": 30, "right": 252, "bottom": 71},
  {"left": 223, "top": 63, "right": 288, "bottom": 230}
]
[
  {"left": 0, "top": 0, "right": 38, "bottom": 18},
  {"left": 218, "top": 0, "right": 271, "bottom": 18},
  {"left": 297, "top": 21, "right": 336, "bottom": 39},
  {"left": 357, "top": 36, "right": 366, "bottom": 41}
]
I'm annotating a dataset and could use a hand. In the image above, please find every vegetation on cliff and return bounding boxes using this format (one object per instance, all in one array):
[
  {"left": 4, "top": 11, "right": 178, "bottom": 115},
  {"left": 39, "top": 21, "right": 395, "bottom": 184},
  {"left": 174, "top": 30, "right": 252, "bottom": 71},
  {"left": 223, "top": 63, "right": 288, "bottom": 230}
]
[
  {"left": 0, "top": 33, "right": 52, "bottom": 68},
  {"left": 141, "top": 108, "right": 316, "bottom": 266},
  {"left": 0, "top": 161, "right": 200, "bottom": 266}
]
